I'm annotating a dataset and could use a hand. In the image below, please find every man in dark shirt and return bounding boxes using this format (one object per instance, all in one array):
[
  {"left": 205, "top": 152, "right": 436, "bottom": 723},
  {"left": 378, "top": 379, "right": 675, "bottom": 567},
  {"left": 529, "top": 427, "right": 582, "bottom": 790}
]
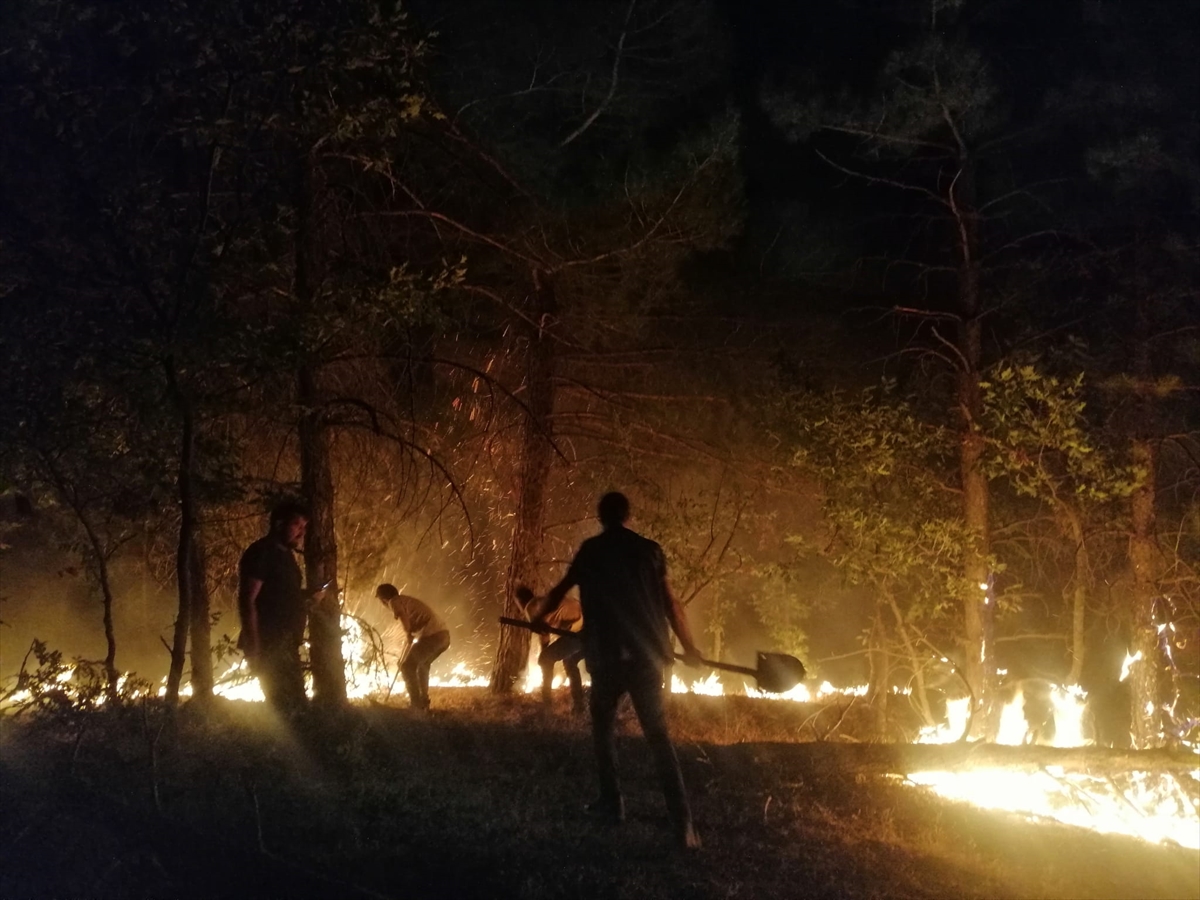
[
  {"left": 238, "top": 500, "right": 326, "bottom": 714},
  {"left": 538, "top": 491, "right": 703, "bottom": 850}
]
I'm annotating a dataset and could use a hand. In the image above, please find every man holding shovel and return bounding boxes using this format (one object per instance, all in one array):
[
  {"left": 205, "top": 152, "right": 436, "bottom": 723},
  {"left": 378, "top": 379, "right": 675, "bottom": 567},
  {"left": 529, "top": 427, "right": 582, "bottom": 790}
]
[
  {"left": 516, "top": 586, "right": 585, "bottom": 713},
  {"left": 535, "top": 491, "right": 703, "bottom": 851},
  {"left": 375, "top": 584, "right": 451, "bottom": 711}
]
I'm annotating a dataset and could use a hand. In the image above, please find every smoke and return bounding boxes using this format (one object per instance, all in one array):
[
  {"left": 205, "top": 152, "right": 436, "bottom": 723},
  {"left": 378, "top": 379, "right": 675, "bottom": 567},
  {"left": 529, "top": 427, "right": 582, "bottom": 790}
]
[{"left": 0, "top": 523, "right": 178, "bottom": 683}]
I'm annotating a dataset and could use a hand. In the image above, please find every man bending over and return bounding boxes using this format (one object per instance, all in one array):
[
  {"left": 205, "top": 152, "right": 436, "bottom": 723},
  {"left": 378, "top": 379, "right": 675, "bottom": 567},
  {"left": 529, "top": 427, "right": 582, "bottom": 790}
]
[{"left": 375, "top": 584, "right": 451, "bottom": 711}]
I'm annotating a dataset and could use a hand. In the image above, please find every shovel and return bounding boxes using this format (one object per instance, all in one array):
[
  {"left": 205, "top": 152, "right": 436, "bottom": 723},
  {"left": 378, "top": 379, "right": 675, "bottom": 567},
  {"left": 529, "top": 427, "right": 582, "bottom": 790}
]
[{"left": 499, "top": 616, "right": 807, "bottom": 694}]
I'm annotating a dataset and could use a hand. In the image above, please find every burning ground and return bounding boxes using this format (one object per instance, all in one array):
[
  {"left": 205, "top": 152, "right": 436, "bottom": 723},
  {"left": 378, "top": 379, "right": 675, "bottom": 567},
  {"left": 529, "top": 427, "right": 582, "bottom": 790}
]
[{"left": 2, "top": 692, "right": 1196, "bottom": 900}]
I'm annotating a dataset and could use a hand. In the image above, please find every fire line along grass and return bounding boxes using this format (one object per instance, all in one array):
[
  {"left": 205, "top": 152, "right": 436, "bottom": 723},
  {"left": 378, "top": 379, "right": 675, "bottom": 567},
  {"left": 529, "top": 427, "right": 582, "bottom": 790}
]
[{"left": 1, "top": 686, "right": 1197, "bottom": 900}]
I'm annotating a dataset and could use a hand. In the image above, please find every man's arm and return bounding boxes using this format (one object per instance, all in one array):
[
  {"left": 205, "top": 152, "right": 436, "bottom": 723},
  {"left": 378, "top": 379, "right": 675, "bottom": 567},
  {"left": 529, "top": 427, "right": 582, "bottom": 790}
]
[
  {"left": 387, "top": 597, "right": 415, "bottom": 661},
  {"left": 532, "top": 553, "right": 582, "bottom": 623},
  {"left": 238, "top": 577, "right": 264, "bottom": 659},
  {"left": 664, "top": 578, "right": 702, "bottom": 666}
]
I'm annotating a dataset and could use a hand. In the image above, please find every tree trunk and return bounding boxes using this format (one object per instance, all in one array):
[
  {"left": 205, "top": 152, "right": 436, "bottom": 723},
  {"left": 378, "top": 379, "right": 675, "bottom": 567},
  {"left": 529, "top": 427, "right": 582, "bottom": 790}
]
[
  {"left": 866, "top": 599, "right": 890, "bottom": 737},
  {"left": 188, "top": 534, "right": 213, "bottom": 698},
  {"left": 491, "top": 270, "right": 557, "bottom": 694},
  {"left": 299, "top": 365, "right": 345, "bottom": 706},
  {"left": 953, "top": 163, "right": 997, "bottom": 739},
  {"left": 885, "top": 587, "right": 934, "bottom": 728},
  {"left": 1128, "top": 437, "right": 1165, "bottom": 748},
  {"left": 294, "top": 152, "right": 345, "bottom": 707},
  {"left": 75, "top": 515, "right": 120, "bottom": 702},
  {"left": 165, "top": 363, "right": 195, "bottom": 705},
  {"left": 1062, "top": 503, "right": 1089, "bottom": 686},
  {"left": 46, "top": 464, "right": 120, "bottom": 701},
  {"left": 1126, "top": 287, "right": 1168, "bottom": 749}
]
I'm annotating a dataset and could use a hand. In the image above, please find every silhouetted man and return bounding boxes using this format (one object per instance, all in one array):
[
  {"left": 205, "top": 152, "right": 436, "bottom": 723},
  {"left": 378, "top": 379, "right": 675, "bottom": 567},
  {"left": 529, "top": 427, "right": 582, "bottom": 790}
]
[
  {"left": 517, "top": 586, "right": 585, "bottom": 712},
  {"left": 238, "top": 499, "right": 327, "bottom": 714},
  {"left": 375, "top": 584, "right": 451, "bottom": 711},
  {"left": 538, "top": 491, "right": 703, "bottom": 850}
]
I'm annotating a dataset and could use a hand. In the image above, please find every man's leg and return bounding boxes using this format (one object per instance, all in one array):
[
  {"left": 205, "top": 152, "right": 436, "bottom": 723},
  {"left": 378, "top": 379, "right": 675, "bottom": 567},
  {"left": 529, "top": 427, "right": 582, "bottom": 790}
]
[
  {"left": 400, "top": 654, "right": 422, "bottom": 708},
  {"left": 408, "top": 631, "right": 450, "bottom": 710},
  {"left": 257, "top": 641, "right": 306, "bottom": 715},
  {"left": 588, "top": 668, "right": 625, "bottom": 821},
  {"left": 536, "top": 635, "right": 553, "bottom": 704},
  {"left": 539, "top": 636, "right": 582, "bottom": 707},
  {"left": 564, "top": 651, "right": 585, "bottom": 713},
  {"left": 627, "top": 660, "right": 698, "bottom": 848}
]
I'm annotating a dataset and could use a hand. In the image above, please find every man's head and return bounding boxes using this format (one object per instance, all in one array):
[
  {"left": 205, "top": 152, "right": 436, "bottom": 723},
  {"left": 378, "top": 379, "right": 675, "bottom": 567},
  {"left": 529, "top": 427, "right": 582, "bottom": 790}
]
[
  {"left": 376, "top": 583, "right": 400, "bottom": 605},
  {"left": 597, "top": 491, "right": 630, "bottom": 529},
  {"left": 269, "top": 499, "right": 310, "bottom": 550}
]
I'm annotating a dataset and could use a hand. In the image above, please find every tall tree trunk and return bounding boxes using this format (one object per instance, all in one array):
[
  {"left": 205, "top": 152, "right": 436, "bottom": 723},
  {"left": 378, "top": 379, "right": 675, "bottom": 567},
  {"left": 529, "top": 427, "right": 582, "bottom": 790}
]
[
  {"left": 491, "top": 270, "right": 557, "bottom": 694},
  {"left": 165, "top": 362, "right": 195, "bottom": 705},
  {"left": 188, "top": 534, "right": 213, "bottom": 698},
  {"left": 73, "top": 513, "right": 120, "bottom": 701},
  {"left": 953, "top": 162, "right": 997, "bottom": 739},
  {"left": 1127, "top": 289, "right": 1167, "bottom": 748},
  {"left": 299, "top": 366, "right": 345, "bottom": 706},
  {"left": 867, "top": 597, "right": 890, "bottom": 737},
  {"left": 295, "top": 152, "right": 345, "bottom": 707},
  {"left": 886, "top": 587, "right": 934, "bottom": 728},
  {"left": 1128, "top": 438, "right": 1164, "bottom": 747},
  {"left": 49, "top": 464, "right": 120, "bottom": 702},
  {"left": 1062, "top": 503, "right": 1089, "bottom": 686}
]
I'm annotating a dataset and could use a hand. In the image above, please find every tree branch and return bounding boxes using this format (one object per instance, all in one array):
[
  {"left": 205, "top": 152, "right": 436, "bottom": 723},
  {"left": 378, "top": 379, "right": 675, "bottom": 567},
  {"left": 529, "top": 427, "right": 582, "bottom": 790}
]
[{"left": 559, "top": 0, "right": 637, "bottom": 148}]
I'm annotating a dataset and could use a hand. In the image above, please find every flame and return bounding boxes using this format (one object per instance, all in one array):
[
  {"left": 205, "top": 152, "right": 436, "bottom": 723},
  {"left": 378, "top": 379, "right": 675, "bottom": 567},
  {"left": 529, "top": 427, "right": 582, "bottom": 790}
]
[
  {"left": 918, "top": 697, "right": 972, "bottom": 744},
  {"left": 672, "top": 671, "right": 724, "bottom": 696},
  {"left": 901, "top": 768, "right": 1200, "bottom": 849},
  {"left": 11, "top": 621, "right": 1197, "bottom": 852},
  {"left": 1120, "top": 651, "right": 1142, "bottom": 682}
]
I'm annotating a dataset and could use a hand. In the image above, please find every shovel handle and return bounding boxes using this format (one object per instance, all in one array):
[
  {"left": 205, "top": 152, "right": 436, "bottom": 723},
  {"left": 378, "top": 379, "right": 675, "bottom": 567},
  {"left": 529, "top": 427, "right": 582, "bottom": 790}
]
[
  {"left": 499, "top": 615, "right": 575, "bottom": 638},
  {"left": 499, "top": 616, "right": 756, "bottom": 677}
]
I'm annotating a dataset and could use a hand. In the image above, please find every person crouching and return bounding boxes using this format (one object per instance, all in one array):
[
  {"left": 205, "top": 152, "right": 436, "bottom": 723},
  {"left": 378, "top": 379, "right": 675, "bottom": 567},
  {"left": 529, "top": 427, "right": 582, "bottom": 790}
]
[
  {"left": 516, "top": 586, "right": 585, "bottom": 713},
  {"left": 375, "top": 584, "right": 451, "bottom": 711}
]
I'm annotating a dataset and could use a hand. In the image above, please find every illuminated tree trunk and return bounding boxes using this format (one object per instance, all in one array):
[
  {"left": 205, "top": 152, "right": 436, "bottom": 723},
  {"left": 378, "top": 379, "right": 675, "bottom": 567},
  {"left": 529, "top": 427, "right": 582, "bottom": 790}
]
[
  {"left": 299, "top": 365, "right": 345, "bottom": 706},
  {"left": 47, "top": 461, "right": 120, "bottom": 702},
  {"left": 1062, "top": 504, "right": 1089, "bottom": 686},
  {"left": 491, "top": 270, "right": 557, "bottom": 694},
  {"left": 188, "top": 534, "right": 213, "bottom": 698},
  {"left": 83, "top": 523, "right": 121, "bottom": 702},
  {"left": 866, "top": 599, "right": 890, "bottom": 736},
  {"left": 953, "top": 163, "right": 997, "bottom": 740},
  {"left": 1127, "top": 437, "right": 1164, "bottom": 748},
  {"left": 1126, "top": 288, "right": 1169, "bottom": 748},
  {"left": 165, "top": 362, "right": 195, "bottom": 704},
  {"left": 295, "top": 153, "right": 346, "bottom": 707},
  {"left": 886, "top": 587, "right": 934, "bottom": 728}
]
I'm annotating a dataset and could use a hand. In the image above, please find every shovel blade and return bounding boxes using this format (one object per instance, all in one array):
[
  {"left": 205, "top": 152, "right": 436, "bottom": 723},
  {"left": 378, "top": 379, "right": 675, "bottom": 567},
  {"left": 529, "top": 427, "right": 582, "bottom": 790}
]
[{"left": 756, "top": 652, "right": 807, "bottom": 694}]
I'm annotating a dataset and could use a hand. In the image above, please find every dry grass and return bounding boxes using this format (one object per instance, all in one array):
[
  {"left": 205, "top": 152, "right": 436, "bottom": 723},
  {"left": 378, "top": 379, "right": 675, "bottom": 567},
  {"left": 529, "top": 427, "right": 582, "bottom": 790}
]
[{"left": 1, "top": 688, "right": 1196, "bottom": 900}]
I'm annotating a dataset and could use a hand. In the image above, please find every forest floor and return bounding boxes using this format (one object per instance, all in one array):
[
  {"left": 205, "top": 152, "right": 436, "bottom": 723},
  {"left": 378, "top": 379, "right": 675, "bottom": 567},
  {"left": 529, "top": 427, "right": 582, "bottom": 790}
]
[{"left": 1, "top": 689, "right": 1197, "bottom": 900}]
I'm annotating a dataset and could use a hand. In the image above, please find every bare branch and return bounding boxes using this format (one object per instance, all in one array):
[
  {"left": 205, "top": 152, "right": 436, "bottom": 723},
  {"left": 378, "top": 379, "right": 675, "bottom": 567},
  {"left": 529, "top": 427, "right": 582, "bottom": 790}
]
[
  {"left": 822, "top": 123, "right": 954, "bottom": 153},
  {"left": 559, "top": 0, "right": 637, "bottom": 148},
  {"left": 814, "top": 149, "right": 947, "bottom": 206}
]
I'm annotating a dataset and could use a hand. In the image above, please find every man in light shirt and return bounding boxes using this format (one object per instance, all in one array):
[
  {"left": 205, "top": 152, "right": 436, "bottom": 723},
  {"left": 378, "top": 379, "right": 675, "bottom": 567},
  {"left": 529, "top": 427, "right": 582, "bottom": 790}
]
[
  {"left": 517, "top": 585, "right": 585, "bottom": 712},
  {"left": 375, "top": 584, "right": 451, "bottom": 711}
]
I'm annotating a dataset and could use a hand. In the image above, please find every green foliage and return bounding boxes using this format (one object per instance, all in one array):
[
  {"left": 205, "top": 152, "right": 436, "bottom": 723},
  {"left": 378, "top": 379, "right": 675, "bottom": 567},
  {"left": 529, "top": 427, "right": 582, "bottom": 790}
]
[
  {"left": 981, "top": 362, "right": 1137, "bottom": 504},
  {"left": 787, "top": 381, "right": 967, "bottom": 616}
]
